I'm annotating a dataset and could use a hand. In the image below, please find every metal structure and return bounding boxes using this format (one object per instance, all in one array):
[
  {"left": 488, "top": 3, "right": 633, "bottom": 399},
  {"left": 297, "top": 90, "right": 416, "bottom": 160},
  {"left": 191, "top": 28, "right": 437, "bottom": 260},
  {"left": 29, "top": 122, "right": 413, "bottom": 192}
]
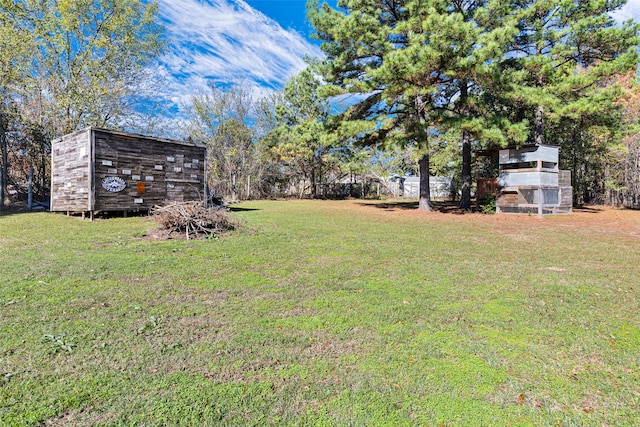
[{"left": 495, "top": 145, "right": 572, "bottom": 215}]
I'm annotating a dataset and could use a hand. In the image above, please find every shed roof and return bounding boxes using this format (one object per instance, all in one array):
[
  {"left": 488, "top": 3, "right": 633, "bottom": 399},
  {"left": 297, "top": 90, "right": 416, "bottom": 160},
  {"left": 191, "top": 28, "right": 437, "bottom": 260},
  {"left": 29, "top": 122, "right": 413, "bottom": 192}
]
[{"left": 53, "top": 127, "right": 205, "bottom": 149}]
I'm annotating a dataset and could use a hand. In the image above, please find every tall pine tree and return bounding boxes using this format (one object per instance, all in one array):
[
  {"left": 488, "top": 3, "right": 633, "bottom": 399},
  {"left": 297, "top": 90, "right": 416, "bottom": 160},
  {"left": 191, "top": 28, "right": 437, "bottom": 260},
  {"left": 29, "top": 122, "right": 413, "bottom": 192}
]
[{"left": 309, "top": 0, "right": 528, "bottom": 210}]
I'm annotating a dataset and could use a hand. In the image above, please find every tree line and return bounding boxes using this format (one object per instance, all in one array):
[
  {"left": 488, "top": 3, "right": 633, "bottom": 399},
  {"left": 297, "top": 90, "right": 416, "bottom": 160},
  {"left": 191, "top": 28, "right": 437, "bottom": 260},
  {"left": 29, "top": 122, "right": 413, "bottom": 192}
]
[{"left": 2, "top": 0, "right": 640, "bottom": 211}]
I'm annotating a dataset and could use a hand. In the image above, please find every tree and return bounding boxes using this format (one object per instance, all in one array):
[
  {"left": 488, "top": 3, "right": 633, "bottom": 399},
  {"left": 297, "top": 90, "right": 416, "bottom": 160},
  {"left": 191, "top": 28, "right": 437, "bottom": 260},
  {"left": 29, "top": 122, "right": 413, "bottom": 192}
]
[
  {"left": 309, "top": 0, "right": 429, "bottom": 209},
  {"left": 20, "top": 0, "right": 165, "bottom": 136},
  {"left": 189, "top": 84, "right": 257, "bottom": 201},
  {"left": 252, "top": 92, "right": 291, "bottom": 198},
  {"left": 502, "top": 0, "right": 639, "bottom": 205},
  {"left": 601, "top": 72, "right": 640, "bottom": 207},
  {"left": 269, "top": 67, "right": 337, "bottom": 198},
  {"left": 0, "top": 1, "right": 32, "bottom": 209},
  {"left": 311, "top": 0, "right": 639, "bottom": 210},
  {"left": 436, "top": 1, "right": 530, "bottom": 210},
  {"left": 1, "top": 0, "right": 165, "bottom": 208}
]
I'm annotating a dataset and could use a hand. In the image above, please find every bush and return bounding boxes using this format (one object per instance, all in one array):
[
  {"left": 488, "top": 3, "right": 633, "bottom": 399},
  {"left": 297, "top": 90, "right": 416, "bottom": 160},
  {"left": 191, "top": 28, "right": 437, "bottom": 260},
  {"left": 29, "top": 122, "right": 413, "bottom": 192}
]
[{"left": 479, "top": 196, "right": 496, "bottom": 214}]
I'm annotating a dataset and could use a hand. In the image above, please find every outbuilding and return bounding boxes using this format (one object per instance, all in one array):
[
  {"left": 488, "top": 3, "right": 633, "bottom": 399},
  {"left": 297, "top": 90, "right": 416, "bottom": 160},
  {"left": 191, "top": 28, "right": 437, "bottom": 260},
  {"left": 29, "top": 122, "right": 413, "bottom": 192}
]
[
  {"left": 477, "top": 144, "right": 572, "bottom": 215},
  {"left": 50, "top": 127, "right": 206, "bottom": 217}
]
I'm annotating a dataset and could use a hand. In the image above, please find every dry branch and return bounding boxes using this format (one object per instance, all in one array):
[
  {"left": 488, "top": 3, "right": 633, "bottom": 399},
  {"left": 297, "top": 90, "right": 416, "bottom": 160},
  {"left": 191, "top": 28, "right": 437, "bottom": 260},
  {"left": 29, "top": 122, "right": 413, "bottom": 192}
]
[{"left": 151, "top": 202, "right": 238, "bottom": 240}]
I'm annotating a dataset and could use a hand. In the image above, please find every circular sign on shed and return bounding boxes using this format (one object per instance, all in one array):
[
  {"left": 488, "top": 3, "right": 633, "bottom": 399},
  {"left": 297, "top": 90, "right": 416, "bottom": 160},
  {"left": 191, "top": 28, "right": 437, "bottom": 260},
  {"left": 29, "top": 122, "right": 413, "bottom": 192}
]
[{"left": 101, "top": 176, "right": 126, "bottom": 192}]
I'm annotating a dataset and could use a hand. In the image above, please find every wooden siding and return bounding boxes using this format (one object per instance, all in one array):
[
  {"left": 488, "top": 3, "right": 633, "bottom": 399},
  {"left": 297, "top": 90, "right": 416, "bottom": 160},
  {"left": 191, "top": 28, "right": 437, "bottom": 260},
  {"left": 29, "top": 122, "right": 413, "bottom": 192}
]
[
  {"left": 50, "top": 128, "right": 92, "bottom": 211},
  {"left": 477, "top": 178, "right": 498, "bottom": 199},
  {"left": 51, "top": 127, "right": 206, "bottom": 213},
  {"left": 496, "top": 186, "right": 573, "bottom": 215},
  {"left": 559, "top": 186, "right": 573, "bottom": 207},
  {"left": 559, "top": 170, "right": 572, "bottom": 187},
  {"left": 497, "top": 191, "right": 519, "bottom": 208}
]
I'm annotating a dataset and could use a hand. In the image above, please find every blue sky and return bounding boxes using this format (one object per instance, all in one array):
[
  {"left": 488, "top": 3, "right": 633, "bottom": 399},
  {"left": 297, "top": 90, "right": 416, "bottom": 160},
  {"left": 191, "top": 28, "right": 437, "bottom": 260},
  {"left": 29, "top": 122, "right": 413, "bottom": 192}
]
[
  {"left": 244, "top": 0, "right": 314, "bottom": 37},
  {"left": 150, "top": 0, "right": 640, "bottom": 130}
]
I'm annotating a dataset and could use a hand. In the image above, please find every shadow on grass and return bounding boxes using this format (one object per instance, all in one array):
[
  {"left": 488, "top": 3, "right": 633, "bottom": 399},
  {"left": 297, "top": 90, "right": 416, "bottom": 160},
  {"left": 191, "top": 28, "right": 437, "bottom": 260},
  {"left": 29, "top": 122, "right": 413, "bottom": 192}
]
[
  {"left": 358, "top": 201, "right": 419, "bottom": 211},
  {"left": 360, "top": 201, "right": 627, "bottom": 216},
  {"left": 228, "top": 206, "right": 261, "bottom": 212},
  {"left": 357, "top": 200, "right": 469, "bottom": 214},
  {"left": 0, "top": 208, "right": 49, "bottom": 218},
  {"left": 573, "top": 206, "right": 605, "bottom": 214}
]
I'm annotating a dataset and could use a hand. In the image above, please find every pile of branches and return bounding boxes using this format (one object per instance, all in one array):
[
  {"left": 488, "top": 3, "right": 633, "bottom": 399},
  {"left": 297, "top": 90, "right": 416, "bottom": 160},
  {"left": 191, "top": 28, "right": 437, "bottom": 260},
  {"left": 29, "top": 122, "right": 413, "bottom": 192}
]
[{"left": 151, "top": 201, "right": 239, "bottom": 240}]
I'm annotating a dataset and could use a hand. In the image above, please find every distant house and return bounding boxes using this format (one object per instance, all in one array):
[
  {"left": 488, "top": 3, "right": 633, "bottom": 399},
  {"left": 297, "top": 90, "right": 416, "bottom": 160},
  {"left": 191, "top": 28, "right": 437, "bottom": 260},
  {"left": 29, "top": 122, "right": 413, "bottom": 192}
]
[{"left": 50, "top": 127, "right": 206, "bottom": 218}]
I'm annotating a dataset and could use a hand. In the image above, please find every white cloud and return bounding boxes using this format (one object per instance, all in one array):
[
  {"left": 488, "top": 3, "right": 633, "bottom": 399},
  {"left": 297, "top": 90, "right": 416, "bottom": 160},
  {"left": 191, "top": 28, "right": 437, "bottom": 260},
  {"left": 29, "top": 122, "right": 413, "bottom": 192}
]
[
  {"left": 148, "top": 0, "right": 322, "bottom": 128},
  {"left": 611, "top": 0, "right": 640, "bottom": 23}
]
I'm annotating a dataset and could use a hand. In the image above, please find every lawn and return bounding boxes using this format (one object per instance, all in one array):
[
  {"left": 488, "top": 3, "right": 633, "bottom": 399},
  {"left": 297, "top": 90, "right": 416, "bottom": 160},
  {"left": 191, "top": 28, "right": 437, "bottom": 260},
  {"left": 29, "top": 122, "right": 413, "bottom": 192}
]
[{"left": 1, "top": 200, "right": 639, "bottom": 426}]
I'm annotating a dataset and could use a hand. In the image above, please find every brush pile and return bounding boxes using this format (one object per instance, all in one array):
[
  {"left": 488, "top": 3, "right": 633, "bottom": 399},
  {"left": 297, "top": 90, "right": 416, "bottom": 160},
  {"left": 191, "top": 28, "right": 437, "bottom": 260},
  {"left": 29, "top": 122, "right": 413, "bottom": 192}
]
[{"left": 151, "top": 202, "right": 238, "bottom": 240}]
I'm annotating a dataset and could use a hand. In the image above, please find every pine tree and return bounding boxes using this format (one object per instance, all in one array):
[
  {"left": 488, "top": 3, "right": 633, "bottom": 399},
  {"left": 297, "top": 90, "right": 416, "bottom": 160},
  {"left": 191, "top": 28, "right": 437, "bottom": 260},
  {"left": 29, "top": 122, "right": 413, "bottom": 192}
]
[
  {"left": 503, "top": 0, "right": 639, "bottom": 176},
  {"left": 309, "top": 0, "right": 528, "bottom": 210}
]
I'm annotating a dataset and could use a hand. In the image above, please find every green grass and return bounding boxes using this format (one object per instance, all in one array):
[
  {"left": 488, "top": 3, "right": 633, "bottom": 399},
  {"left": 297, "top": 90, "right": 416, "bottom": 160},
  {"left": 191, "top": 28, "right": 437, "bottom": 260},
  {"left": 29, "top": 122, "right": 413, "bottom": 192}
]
[{"left": 1, "top": 200, "right": 639, "bottom": 426}]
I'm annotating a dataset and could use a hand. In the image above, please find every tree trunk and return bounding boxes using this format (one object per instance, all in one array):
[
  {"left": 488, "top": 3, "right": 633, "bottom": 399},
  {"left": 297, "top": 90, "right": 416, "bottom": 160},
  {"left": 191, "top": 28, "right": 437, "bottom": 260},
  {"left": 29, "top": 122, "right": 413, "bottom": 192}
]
[
  {"left": 0, "top": 124, "right": 7, "bottom": 211},
  {"left": 27, "top": 167, "right": 33, "bottom": 210},
  {"left": 459, "top": 80, "right": 472, "bottom": 210},
  {"left": 231, "top": 172, "right": 237, "bottom": 201},
  {"left": 460, "top": 130, "right": 472, "bottom": 210},
  {"left": 418, "top": 153, "right": 432, "bottom": 211},
  {"left": 571, "top": 120, "right": 586, "bottom": 207},
  {"left": 310, "top": 168, "right": 317, "bottom": 198},
  {"left": 535, "top": 106, "right": 544, "bottom": 146}
]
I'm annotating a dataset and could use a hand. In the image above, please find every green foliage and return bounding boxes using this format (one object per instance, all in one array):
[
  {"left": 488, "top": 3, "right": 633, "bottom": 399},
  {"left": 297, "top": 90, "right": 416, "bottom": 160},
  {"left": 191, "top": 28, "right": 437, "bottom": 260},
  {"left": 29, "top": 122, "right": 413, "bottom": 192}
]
[
  {"left": 0, "top": 1, "right": 35, "bottom": 208},
  {"left": 41, "top": 333, "right": 76, "bottom": 354},
  {"left": 267, "top": 67, "right": 339, "bottom": 197},
  {"left": 136, "top": 316, "right": 163, "bottom": 335},
  {"left": 370, "top": 145, "right": 419, "bottom": 178},
  {"left": 188, "top": 83, "right": 261, "bottom": 200},
  {"left": 479, "top": 196, "right": 496, "bottom": 214},
  {"left": 309, "top": 0, "right": 639, "bottom": 207},
  {"left": 308, "top": 0, "right": 533, "bottom": 209},
  {"left": 14, "top": 0, "right": 165, "bottom": 136},
  {"left": 1, "top": 0, "right": 165, "bottom": 209},
  {"left": 0, "top": 2, "right": 32, "bottom": 89},
  {"left": 499, "top": 1, "right": 639, "bottom": 204},
  {"left": 610, "top": 74, "right": 640, "bottom": 207}
]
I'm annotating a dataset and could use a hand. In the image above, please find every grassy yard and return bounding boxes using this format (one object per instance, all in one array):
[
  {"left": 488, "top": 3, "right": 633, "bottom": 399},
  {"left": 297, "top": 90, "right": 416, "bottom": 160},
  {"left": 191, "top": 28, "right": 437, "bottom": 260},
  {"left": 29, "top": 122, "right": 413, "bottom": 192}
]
[{"left": 1, "top": 200, "right": 639, "bottom": 426}]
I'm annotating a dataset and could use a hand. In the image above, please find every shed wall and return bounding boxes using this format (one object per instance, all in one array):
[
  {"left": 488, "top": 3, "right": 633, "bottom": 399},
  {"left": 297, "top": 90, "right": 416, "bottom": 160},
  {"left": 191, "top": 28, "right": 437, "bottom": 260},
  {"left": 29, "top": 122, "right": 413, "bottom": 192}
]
[
  {"left": 499, "top": 145, "right": 559, "bottom": 164},
  {"left": 50, "top": 129, "right": 92, "bottom": 212},
  {"left": 499, "top": 171, "right": 559, "bottom": 187},
  {"left": 92, "top": 130, "right": 205, "bottom": 211}
]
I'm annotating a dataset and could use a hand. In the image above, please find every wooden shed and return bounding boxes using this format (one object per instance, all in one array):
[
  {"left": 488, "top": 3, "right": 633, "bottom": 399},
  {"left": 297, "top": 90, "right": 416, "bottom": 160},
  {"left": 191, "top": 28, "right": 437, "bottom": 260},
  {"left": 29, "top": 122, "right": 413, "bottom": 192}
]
[{"left": 50, "top": 127, "right": 206, "bottom": 216}]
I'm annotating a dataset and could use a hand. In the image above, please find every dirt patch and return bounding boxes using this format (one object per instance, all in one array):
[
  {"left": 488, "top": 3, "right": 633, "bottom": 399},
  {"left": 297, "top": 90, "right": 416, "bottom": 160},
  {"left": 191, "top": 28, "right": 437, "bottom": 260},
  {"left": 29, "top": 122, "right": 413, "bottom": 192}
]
[{"left": 331, "top": 199, "right": 640, "bottom": 238}]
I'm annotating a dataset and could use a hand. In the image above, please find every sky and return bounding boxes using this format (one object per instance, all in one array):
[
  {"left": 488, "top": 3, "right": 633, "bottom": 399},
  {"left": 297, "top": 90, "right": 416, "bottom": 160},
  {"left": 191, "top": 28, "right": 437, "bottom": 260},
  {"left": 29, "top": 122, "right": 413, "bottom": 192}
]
[
  {"left": 150, "top": 0, "right": 640, "bottom": 131},
  {"left": 611, "top": 0, "right": 640, "bottom": 22},
  {"left": 244, "top": 0, "right": 314, "bottom": 37},
  {"left": 152, "top": 0, "right": 321, "bottom": 126}
]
